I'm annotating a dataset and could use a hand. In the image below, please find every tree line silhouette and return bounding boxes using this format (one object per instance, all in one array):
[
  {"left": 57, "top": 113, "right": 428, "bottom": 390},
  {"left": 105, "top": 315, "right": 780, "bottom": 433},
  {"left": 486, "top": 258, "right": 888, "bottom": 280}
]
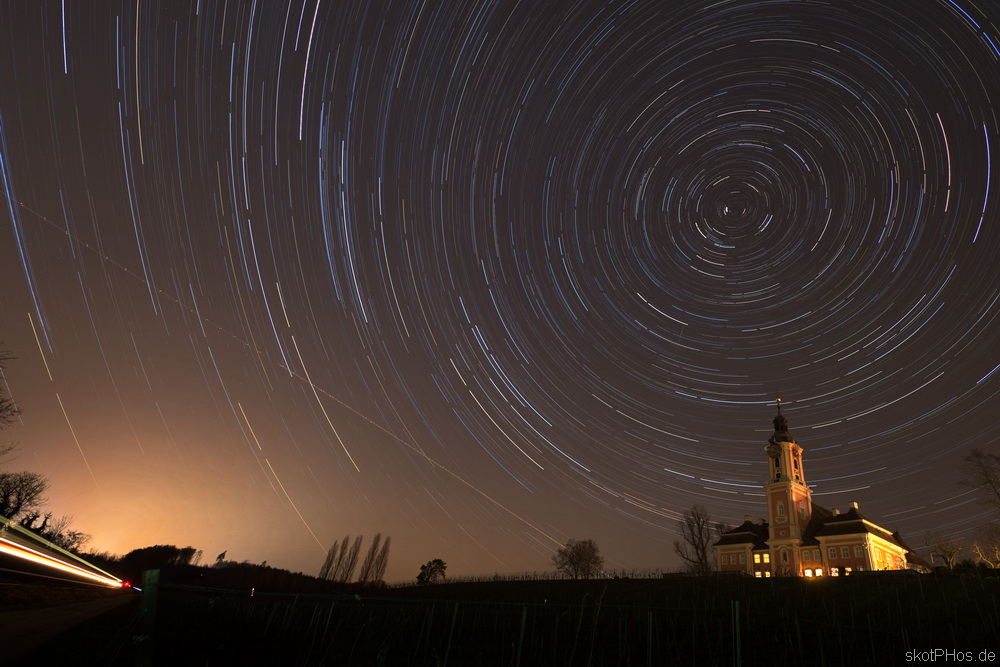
[{"left": 318, "top": 532, "right": 391, "bottom": 586}]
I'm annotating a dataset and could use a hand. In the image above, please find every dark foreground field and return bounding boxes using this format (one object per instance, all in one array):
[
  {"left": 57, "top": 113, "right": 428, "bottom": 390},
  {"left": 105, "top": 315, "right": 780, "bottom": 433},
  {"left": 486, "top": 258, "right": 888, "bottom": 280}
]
[{"left": 5, "top": 572, "right": 1000, "bottom": 666}]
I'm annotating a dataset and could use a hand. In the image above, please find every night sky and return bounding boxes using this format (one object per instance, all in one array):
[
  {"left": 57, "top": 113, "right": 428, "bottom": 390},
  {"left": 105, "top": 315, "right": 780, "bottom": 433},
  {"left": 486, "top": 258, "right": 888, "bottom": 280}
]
[{"left": 1, "top": 0, "right": 998, "bottom": 583}]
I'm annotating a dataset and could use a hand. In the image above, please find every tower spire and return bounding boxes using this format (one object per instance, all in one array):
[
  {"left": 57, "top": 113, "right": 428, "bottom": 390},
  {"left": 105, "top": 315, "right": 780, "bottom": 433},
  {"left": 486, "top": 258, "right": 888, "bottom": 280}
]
[{"left": 772, "top": 395, "right": 789, "bottom": 438}]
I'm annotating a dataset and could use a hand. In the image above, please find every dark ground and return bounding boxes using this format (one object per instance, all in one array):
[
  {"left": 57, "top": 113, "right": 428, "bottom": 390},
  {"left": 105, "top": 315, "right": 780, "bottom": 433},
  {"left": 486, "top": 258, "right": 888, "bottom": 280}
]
[
  {"left": 2, "top": 571, "right": 998, "bottom": 666},
  {"left": 0, "top": 572, "right": 136, "bottom": 666}
]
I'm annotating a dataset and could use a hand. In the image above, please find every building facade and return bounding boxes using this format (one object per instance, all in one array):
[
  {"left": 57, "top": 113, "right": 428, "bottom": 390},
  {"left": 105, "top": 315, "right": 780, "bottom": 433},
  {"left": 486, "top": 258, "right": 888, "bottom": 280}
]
[{"left": 715, "top": 401, "right": 927, "bottom": 577}]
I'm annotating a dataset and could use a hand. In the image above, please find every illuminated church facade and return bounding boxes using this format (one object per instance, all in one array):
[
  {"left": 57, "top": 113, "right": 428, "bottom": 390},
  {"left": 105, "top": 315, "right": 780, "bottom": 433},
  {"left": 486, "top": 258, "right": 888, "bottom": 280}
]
[{"left": 715, "top": 401, "right": 929, "bottom": 577}]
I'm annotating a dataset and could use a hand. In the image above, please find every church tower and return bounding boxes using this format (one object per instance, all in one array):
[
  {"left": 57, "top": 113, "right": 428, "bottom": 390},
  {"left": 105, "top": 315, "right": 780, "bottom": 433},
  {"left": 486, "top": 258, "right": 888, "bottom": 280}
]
[{"left": 764, "top": 398, "right": 812, "bottom": 574}]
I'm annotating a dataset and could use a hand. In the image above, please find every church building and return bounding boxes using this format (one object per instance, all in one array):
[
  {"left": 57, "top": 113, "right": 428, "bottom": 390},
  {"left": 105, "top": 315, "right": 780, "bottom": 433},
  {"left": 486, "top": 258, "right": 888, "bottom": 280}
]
[{"left": 715, "top": 400, "right": 929, "bottom": 577}]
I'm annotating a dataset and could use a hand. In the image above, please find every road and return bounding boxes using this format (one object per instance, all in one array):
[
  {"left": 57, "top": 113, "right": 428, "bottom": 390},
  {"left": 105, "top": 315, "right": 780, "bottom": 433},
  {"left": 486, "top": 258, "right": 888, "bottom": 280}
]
[{"left": 0, "top": 594, "right": 136, "bottom": 663}]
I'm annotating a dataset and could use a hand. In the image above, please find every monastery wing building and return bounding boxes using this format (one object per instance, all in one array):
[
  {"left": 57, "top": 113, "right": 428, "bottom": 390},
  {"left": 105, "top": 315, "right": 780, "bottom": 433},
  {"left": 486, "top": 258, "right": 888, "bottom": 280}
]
[{"left": 715, "top": 401, "right": 930, "bottom": 577}]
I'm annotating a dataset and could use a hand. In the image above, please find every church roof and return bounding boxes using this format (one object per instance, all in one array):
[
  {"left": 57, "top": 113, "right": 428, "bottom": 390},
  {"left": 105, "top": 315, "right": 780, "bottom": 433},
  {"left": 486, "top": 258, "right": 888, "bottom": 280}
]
[
  {"left": 714, "top": 518, "right": 769, "bottom": 550},
  {"left": 799, "top": 503, "right": 834, "bottom": 546},
  {"left": 813, "top": 506, "right": 900, "bottom": 543}
]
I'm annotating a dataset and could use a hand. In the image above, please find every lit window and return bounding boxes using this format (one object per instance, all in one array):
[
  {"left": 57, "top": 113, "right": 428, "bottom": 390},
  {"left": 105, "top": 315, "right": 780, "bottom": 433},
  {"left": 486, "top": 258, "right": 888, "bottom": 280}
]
[
  {"left": 844, "top": 567, "right": 852, "bottom": 574},
  {"left": 763, "top": 553, "right": 770, "bottom": 563},
  {"left": 841, "top": 547, "right": 850, "bottom": 558},
  {"left": 831, "top": 567, "right": 839, "bottom": 576},
  {"left": 804, "top": 569, "right": 813, "bottom": 577},
  {"left": 755, "top": 571, "right": 762, "bottom": 578},
  {"left": 754, "top": 554, "right": 761, "bottom": 563},
  {"left": 764, "top": 571, "right": 771, "bottom": 577},
  {"left": 815, "top": 568, "right": 823, "bottom": 576},
  {"left": 828, "top": 547, "right": 837, "bottom": 559}
]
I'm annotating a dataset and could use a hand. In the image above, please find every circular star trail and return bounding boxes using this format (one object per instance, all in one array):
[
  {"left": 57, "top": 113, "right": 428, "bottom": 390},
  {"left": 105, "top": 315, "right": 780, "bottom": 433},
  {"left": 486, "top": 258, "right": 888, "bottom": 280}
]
[{"left": 0, "top": 0, "right": 998, "bottom": 579}]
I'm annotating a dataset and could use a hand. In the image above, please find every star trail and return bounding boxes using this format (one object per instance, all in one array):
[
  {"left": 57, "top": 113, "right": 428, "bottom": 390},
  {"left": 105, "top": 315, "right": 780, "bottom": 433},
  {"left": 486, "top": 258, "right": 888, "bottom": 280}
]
[{"left": 0, "top": 0, "right": 998, "bottom": 581}]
